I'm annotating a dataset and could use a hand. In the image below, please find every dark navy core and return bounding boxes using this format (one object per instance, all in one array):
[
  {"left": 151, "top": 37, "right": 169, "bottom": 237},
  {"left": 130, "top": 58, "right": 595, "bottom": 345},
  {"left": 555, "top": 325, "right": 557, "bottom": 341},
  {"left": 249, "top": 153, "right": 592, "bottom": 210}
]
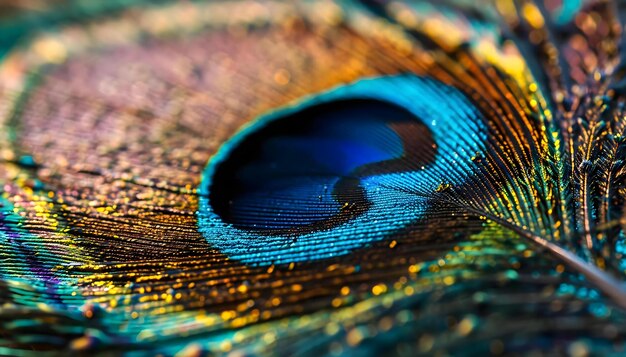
[{"left": 209, "top": 99, "right": 435, "bottom": 232}]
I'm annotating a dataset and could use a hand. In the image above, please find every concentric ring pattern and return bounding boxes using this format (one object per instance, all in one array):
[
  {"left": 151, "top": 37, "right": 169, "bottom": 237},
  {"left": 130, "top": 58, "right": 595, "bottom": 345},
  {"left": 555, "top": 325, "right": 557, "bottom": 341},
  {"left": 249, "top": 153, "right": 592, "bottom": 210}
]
[{"left": 1, "top": 1, "right": 626, "bottom": 356}]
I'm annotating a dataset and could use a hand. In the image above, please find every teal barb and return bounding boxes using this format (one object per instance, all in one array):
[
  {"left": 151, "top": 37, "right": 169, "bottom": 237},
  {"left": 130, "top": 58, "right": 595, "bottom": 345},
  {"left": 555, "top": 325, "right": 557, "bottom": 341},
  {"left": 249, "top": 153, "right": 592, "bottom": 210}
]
[{"left": 2, "top": 0, "right": 626, "bottom": 356}]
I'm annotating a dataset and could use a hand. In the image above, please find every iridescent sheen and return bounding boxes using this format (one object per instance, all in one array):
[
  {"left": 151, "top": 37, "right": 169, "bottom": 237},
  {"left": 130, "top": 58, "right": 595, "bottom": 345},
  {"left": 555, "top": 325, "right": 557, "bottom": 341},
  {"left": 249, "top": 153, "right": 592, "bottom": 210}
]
[
  {"left": 199, "top": 75, "right": 488, "bottom": 265},
  {"left": 0, "top": 0, "right": 625, "bottom": 355}
]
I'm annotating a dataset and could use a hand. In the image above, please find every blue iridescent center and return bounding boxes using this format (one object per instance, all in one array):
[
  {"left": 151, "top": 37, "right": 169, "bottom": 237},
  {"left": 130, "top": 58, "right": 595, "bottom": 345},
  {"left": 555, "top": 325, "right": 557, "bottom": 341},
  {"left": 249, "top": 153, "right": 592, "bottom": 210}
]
[
  {"left": 208, "top": 99, "right": 426, "bottom": 232},
  {"left": 198, "top": 75, "right": 487, "bottom": 265}
]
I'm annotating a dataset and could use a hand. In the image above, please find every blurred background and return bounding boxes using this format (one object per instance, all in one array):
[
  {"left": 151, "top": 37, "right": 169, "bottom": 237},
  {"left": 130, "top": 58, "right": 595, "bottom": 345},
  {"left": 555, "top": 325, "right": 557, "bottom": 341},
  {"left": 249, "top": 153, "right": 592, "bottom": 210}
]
[{"left": 0, "top": 0, "right": 174, "bottom": 58}]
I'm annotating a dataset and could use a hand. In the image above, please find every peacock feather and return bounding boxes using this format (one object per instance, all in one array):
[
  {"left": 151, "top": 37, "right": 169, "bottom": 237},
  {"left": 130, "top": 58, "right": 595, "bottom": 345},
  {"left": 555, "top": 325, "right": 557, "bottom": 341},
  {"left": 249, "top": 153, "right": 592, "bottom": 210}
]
[{"left": 1, "top": 0, "right": 626, "bottom": 355}]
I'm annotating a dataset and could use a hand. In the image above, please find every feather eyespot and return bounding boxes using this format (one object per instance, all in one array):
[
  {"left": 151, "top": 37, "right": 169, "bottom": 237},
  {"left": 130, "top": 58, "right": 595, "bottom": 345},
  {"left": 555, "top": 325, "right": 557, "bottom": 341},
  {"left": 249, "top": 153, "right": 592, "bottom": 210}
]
[{"left": 199, "top": 75, "right": 488, "bottom": 265}]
